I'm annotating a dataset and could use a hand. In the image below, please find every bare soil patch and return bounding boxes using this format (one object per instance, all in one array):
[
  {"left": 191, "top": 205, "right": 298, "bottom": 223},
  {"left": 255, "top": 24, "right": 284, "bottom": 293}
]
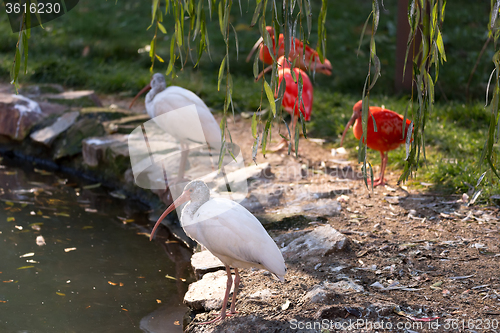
[{"left": 185, "top": 115, "right": 500, "bottom": 332}]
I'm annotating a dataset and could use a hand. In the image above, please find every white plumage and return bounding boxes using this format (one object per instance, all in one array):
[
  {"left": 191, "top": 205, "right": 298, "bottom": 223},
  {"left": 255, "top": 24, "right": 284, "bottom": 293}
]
[
  {"left": 150, "top": 180, "right": 286, "bottom": 324},
  {"left": 143, "top": 80, "right": 221, "bottom": 149}
]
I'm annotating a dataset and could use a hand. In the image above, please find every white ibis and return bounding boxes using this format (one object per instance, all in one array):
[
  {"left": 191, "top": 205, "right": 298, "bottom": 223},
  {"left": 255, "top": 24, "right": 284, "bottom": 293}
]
[
  {"left": 130, "top": 73, "right": 222, "bottom": 186},
  {"left": 150, "top": 180, "right": 286, "bottom": 324}
]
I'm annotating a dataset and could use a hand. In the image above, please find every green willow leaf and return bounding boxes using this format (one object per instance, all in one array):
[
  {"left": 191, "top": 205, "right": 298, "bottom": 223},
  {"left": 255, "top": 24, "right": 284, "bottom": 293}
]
[
  {"left": 251, "top": 1, "right": 263, "bottom": 27},
  {"left": 264, "top": 80, "right": 276, "bottom": 116},
  {"left": 231, "top": 24, "right": 239, "bottom": 60},
  {"left": 436, "top": 29, "right": 447, "bottom": 62},
  {"left": 218, "top": 55, "right": 226, "bottom": 91},
  {"left": 253, "top": 52, "right": 260, "bottom": 79},
  {"left": 158, "top": 22, "right": 167, "bottom": 34}
]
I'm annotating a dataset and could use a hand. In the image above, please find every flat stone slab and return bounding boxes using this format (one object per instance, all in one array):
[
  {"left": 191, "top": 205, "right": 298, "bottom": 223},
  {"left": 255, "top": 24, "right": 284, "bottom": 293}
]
[
  {"left": 184, "top": 270, "right": 234, "bottom": 311},
  {"left": 281, "top": 225, "right": 349, "bottom": 259},
  {"left": 191, "top": 250, "right": 225, "bottom": 279},
  {"left": 216, "top": 162, "right": 272, "bottom": 191},
  {"left": 45, "top": 90, "right": 102, "bottom": 107},
  {"left": 30, "top": 111, "right": 80, "bottom": 145}
]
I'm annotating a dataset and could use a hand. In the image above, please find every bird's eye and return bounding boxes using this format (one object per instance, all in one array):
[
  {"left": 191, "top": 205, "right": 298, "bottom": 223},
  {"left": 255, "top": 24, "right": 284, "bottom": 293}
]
[{"left": 189, "top": 189, "right": 193, "bottom": 192}]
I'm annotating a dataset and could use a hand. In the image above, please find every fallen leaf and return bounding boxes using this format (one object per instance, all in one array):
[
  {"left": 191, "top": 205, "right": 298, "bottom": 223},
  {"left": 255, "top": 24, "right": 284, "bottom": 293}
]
[
  {"left": 6, "top": 217, "right": 15, "bottom": 222},
  {"left": 17, "top": 266, "right": 34, "bottom": 270},
  {"left": 83, "top": 183, "right": 101, "bottom": 190},
  {"left": 156, "top": 299, "right": 162, "bottom": 304},
  {"left": 82, "top": 226, "right": 93, "bottom": 230},
  {"left": 121, "top": 308, "right": 128, "bottom": 312},
  {"left": 108, "top": 281, "right": 118, "bottom": 286},
  {"left": 34, "top": 168, "right": 52, "bottom": 175},
  {"left": 3, "top": 280, "right": 13, "bottom": 283},
  {"left": 165, "top": 275, "right": 177, "bottom": 280},
  {"left": 56, "top": 292, "right": 65, "bottom": 296},
  {"left": 281, "top": 300, "right": 291, "bottom": 311},
  {"left": 174, "top": 321, "right": 180, "bottom": 326},
  {"left": 54, "top": 212, "right": 70, "bottom": 217},
  {"left": 64, "top": 247, "right": 77, "bottom": 253},
  {"left": 19, "top": 252, "right": 35, "bottom": 258},
  {"left": 0, "top": 300, "right": 7, "bottom": 303}
]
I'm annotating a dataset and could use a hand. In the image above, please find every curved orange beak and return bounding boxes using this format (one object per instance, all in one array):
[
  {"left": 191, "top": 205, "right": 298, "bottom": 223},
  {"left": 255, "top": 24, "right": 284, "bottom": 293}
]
[
  {"left": 340, "top": 112, "right": 357, "bottom": 147},
  {"left": 129, "top": 83, "right": 151, "bottom": 109},
  {"left": 149, "top": 190, "right": 191, "bottom": 241}
]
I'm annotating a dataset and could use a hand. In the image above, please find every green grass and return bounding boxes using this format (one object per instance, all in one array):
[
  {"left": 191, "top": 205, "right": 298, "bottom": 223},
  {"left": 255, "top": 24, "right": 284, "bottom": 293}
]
[{"left": 0, "top": 0, "right": 499, "bottom": 202}]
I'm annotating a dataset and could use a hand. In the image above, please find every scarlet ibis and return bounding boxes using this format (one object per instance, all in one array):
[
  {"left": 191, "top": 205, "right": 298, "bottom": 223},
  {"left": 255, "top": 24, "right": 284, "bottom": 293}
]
[
  {"left": 150, "top": 180, "right": 286, "bottom": 324},
  {"left": 129, "top": 73, "right": 221, "bottom": 193},
  {"left": 341, "top": 100, "right": 412, "bottom": 187},
  {"left": 246, "top": 26, "right": 332, "bottom": 76},
  {"left": 258, "top": 56, "right": 313, "bottom": 151}
]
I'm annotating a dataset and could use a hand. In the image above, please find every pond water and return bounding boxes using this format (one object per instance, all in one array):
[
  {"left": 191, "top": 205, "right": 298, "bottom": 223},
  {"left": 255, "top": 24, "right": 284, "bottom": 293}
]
[{"left": 0, "top": 158, "right": 192, "bottom": 333}]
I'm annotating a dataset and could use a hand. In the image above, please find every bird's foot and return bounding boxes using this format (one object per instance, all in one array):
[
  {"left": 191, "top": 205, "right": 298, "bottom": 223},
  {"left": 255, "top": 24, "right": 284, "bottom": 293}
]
[{"left": 367, "top": 178, "right": 386, "bottom": 187}]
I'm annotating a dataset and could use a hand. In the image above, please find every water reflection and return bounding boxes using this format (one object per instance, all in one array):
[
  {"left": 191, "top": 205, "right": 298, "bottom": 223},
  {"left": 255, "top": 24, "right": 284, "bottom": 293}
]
[{"left": 0, "top": 158, "right": 191, "bottom": 332}]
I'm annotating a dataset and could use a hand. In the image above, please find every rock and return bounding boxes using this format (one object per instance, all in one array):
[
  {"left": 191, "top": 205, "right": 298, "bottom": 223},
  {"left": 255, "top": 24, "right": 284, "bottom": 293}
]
[
  {"left": 45, "top": 90, "right": 103, "bottom": 107},
  {"left": 82, "top": 134, "right": 129, "bottom": 167},
  {"left": 184, "top": 270, "right": 234, "bottom": 311},
  {"left": 238, "top": 195, "right": 265, "bottom": 212},
  {"left": 273, "top": 230, "right": 311, "bottom": 248},
  {"left": 296, "top": 198, "right": 342, "bottom": 216},
  {"left": 303, "top": 285, "right": 330, "bottom": 303},
  {"left": 248, "top": 185, "right": 284, "bottom": 207},
  {"left": 216, "top": 162, "right": 272, "bottom": 191},
  {"left": 30, "top": 111, "right": 80, "bottom": 145},
  {"left": 0, "top": 93, "right": 45, "bottom": 140},
  {"left": 248, "top": 288, "right": 273, "bottom": 301},
  {"left": 325, "top": 279, "right": 365, "bottom": 293},
  {"left": 303, "top": 280, "right": 364, "bottom": 304},
  {"left": 53, "top": 118, "right": 105, "bottom": 159},
  {"left": 191, "top": 250, "right": 225, "bottom": 279},
  {"left": 281, "top": 225, "right": 349, "bottom": 259},
  {"left": 38, "top": 101, "right": 69, "bottom": 116}
]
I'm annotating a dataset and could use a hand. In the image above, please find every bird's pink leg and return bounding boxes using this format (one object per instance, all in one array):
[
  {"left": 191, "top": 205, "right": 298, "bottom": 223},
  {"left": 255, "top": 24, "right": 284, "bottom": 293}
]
[
  {"left": 371, "top": 151, "right": 388, "bottom": 187},
  {"left": 229, "top": 268, "right": 240, "bottom": 314},
  {"left": 198, "top": 266, "right": 234, "bottom": 325}
]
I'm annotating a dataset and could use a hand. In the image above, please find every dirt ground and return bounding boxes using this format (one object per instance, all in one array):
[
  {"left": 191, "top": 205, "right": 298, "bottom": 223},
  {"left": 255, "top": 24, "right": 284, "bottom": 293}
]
[{"left": 184, "top": 115, "right": 500, "bottom": 332}]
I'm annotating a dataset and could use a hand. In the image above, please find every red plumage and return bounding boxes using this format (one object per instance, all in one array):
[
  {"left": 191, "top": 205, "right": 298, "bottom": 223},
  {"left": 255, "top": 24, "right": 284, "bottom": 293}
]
[{"left": 341, "top": 100, "right": 412, "bottom": 186}]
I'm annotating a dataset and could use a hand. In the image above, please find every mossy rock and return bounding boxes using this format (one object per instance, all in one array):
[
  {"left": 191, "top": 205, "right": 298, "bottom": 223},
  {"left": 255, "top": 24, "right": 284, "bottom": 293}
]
[{"left": 53, "top": 118, "right": 105, "bottom": 159}]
